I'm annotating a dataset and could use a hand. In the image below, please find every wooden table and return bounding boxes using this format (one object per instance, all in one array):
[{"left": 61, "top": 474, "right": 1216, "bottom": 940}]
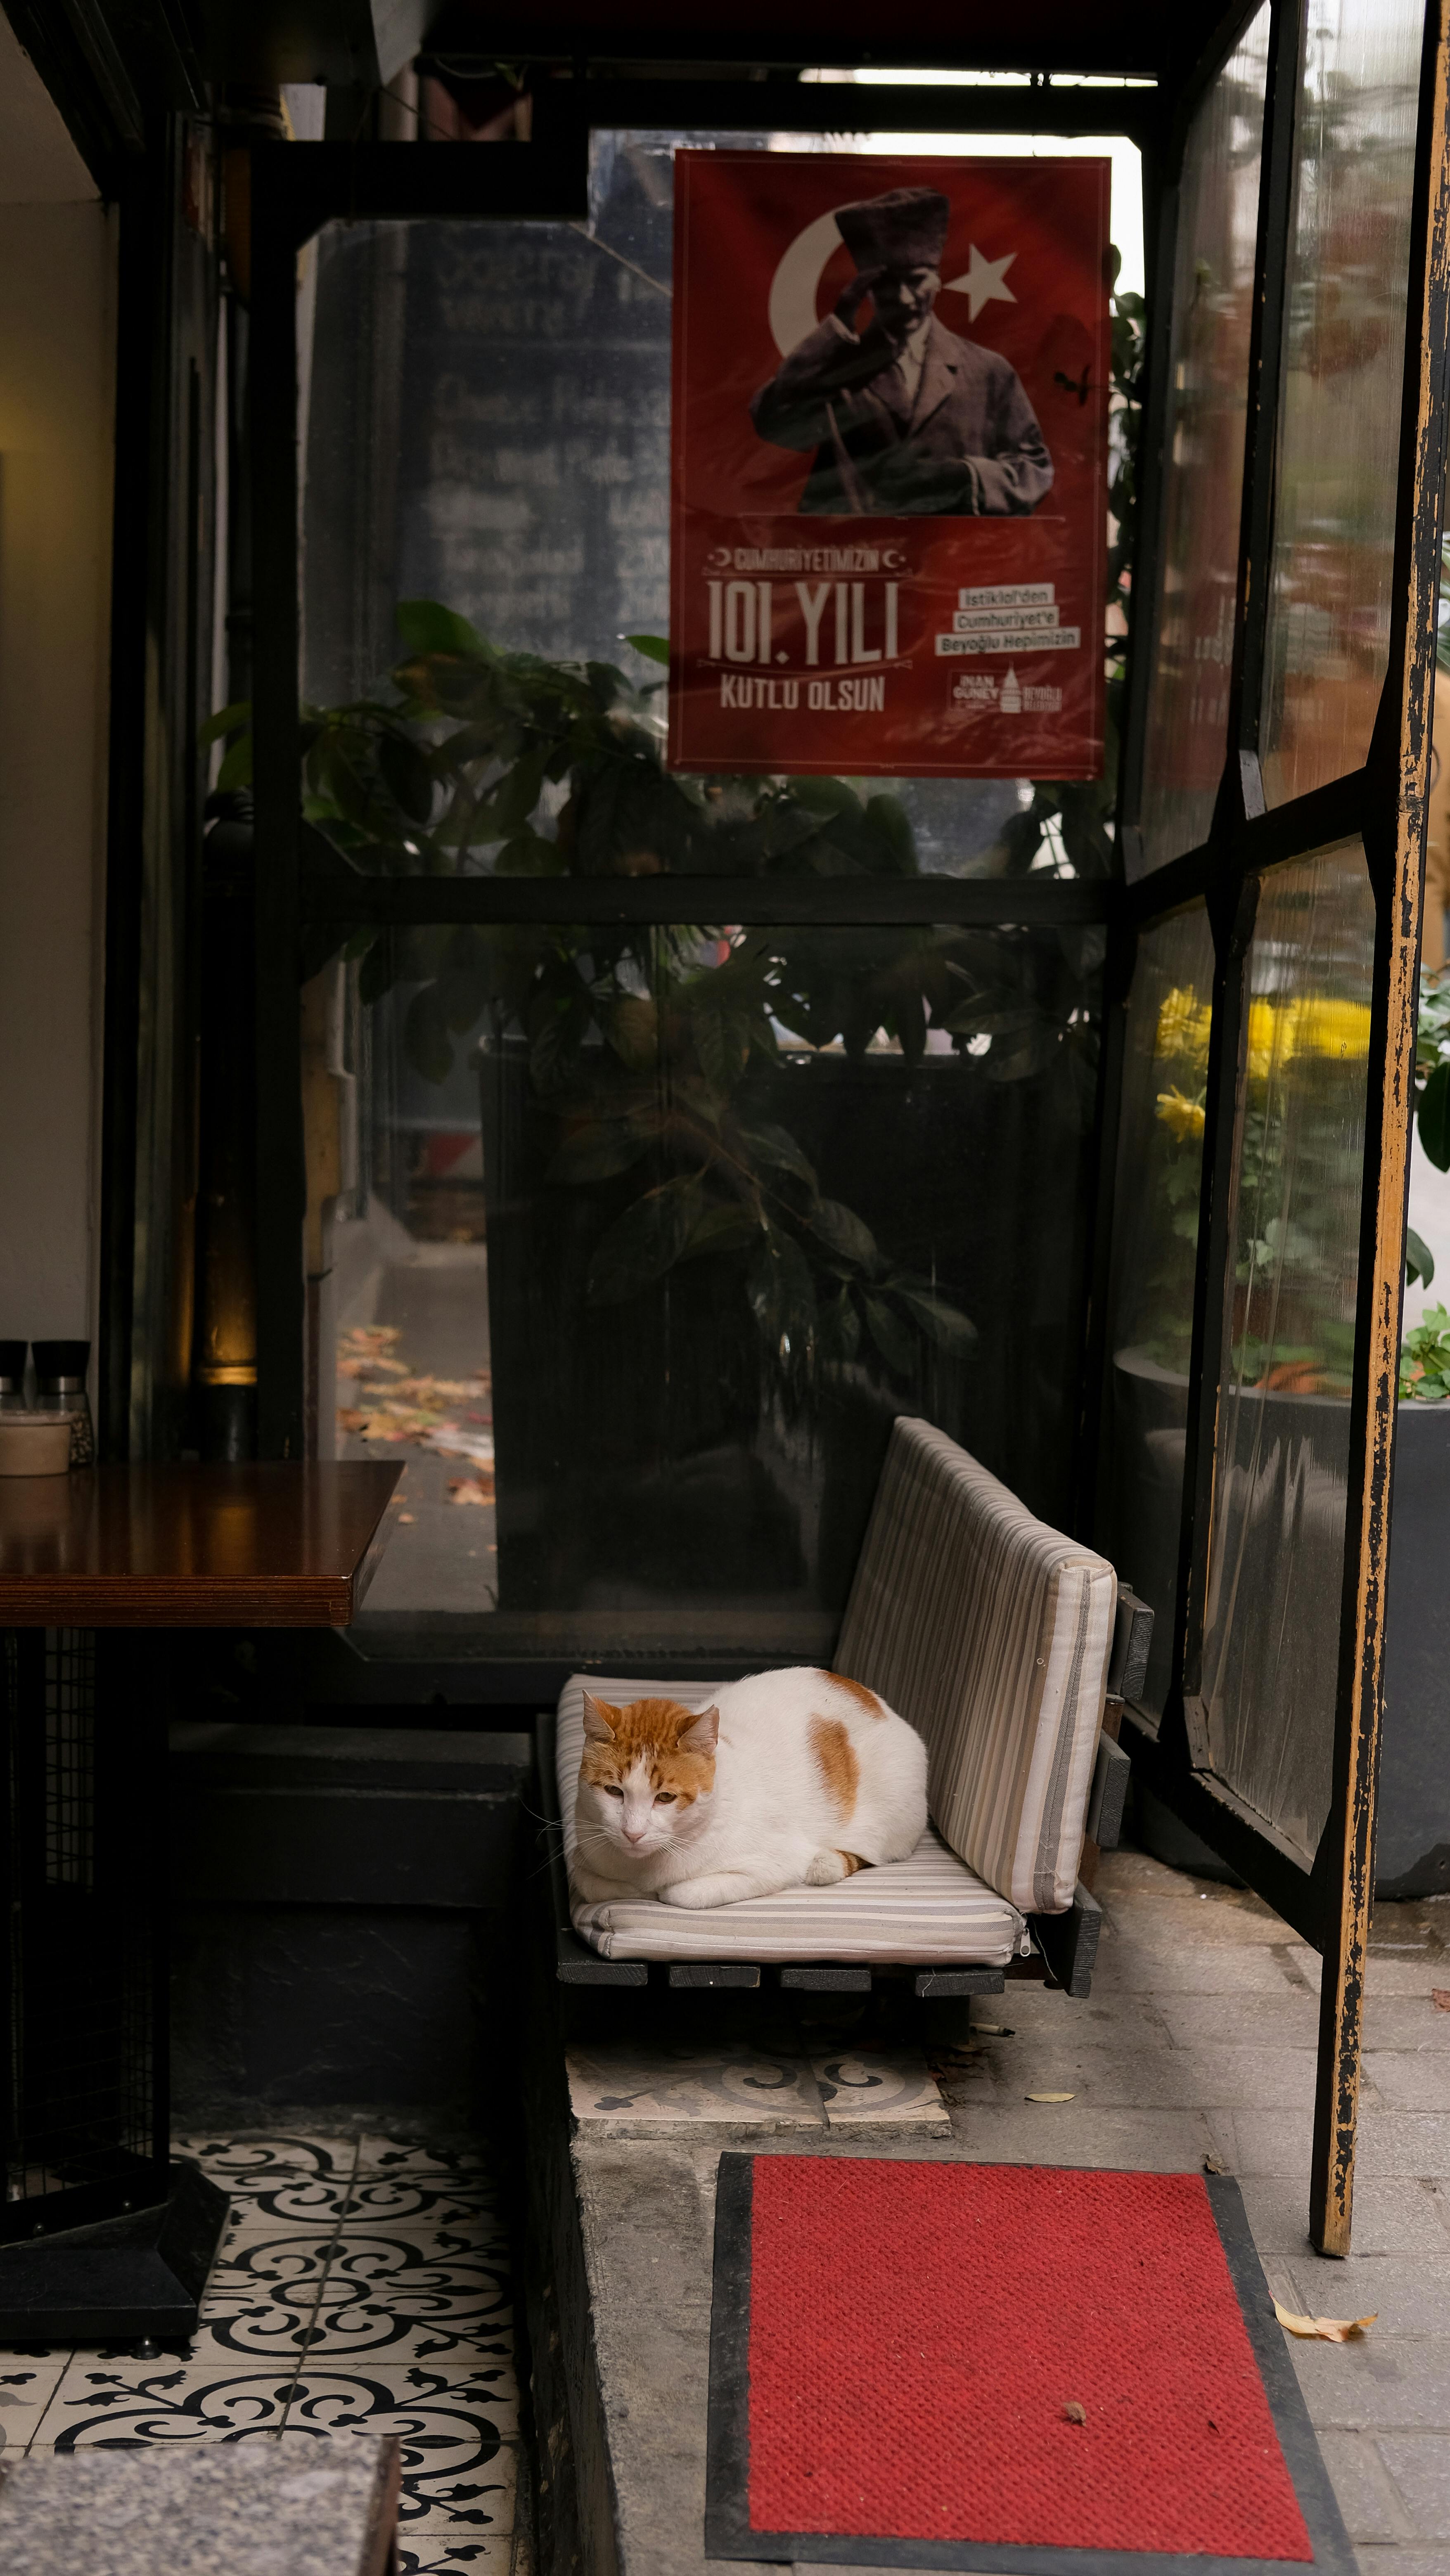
[
  {"left": 0, "top": 1462, "right": 400, "bottom": 2345},
  {"left": 0, "top": 1461, "right": 400, "bottom": 1625}
]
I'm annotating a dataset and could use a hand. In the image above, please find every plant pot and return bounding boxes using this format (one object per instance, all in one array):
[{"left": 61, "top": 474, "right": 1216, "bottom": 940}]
[
  {"left": 1112, "top": 1347, "right": 1450, "bottom": 1899},
  {"left": 1380, "top": 1395, "right": 1450, "bottom": 1898},
  {"left": 474, "top": 1028, "right": 1093, "bottom": 1636}
]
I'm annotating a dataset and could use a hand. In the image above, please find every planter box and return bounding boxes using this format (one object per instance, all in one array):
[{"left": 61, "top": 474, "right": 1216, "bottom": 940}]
[
  {"left": 1381, "top": 1397, "right": 1450, "bottom": 1898},
  {"left": 1110, "top": 1349, "right": 1450, "bottom": 1898}
]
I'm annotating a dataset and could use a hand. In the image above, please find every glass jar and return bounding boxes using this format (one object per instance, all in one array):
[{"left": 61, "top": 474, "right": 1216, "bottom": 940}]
[{"left": 31, "top": 1340, "right": 95, "bottom": 1468}]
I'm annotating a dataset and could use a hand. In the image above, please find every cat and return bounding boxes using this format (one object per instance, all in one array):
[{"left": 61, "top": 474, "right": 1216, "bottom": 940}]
[{"left": 569, "top": 1667, "right": 928, "bottom": 1909}]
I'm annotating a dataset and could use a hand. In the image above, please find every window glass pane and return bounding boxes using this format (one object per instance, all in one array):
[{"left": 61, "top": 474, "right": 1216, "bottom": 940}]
[
  {"left": 1099, "top": 905, "right": 1215, "bottom": 1716},
  {"left": 1259, "top": 2, "right": 1422, "bottom": 807},
  {"left": 1200, "top": 843, "right": 1374, "bottom": 1860},
  {"left": 1133, "top": 7, "right": 1270, "bottom": 878},
  {"left": 296, "top": 135, "right": 1114, "bottom": 881},
  {"left": 303, "top": 916, "right": 1102, "bottom": 1658}
]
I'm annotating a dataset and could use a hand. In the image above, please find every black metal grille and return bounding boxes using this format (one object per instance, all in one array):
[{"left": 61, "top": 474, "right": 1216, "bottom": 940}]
[
  {"left": 44, "top": 1629, "right": 94, "bottom": 1890},
  {"left": 2, "top": 1630, "right": 157, "bottom": 2234}
]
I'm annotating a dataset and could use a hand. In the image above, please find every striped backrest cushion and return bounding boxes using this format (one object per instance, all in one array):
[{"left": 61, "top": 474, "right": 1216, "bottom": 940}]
[{"left": 833, "top": 1419, "right": 1116, "bottom": 1914}]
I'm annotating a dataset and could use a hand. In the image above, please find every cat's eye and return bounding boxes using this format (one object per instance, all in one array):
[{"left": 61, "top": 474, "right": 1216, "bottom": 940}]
[
  {"left": 604, "top": 1784, "right": 625, "bottom": 1799},
  {"left": 654, "top": 1791, "right": 676, "bottom": 1804}
]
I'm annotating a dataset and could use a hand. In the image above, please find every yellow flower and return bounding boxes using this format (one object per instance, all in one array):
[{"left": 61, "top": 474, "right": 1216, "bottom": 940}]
[
  {"left": 1156, "top": 1086, "right": 1206, "bottom": 1144},
  {"left": 1154, "top": 985, "right": 1212, "bottom": 1068},
  {"left": 1297, "top": 997, "right": 1372, "bottom": 1061},
  {"left": 1244, "top": 994, "right": 1372, "bottom": 1080},
  {"left": 1246, "top": 998, "right": 1282, "bottom": 1081}
]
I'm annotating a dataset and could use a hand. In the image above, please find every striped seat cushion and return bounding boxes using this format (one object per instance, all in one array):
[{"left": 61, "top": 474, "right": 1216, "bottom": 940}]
[
  {"left": 556, "top": 1673, "right": 1025, "bottom": 1966},
  {"left": 834, "top": 1420, "right": 1116, "bottom": 1915}
]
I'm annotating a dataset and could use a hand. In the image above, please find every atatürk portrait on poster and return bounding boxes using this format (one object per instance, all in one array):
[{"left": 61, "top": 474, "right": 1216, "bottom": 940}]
[{"left": 750, "top": 186, "right": 1054, "bottom": 518}]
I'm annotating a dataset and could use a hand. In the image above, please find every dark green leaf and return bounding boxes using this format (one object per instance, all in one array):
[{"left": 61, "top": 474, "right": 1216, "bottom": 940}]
[
  {"left": 529, "top": 996, "right": 589, "bottom": 1089},
  {"left": 403, "top": 983, "right": 453, "bottom": 1085},
  {"left": 739, "top": 1122, "right": 817, "bottom": 1193},
  {"left": 625, "top": 633, "right": 671, "bottom": 668},
  {"left": 791, "top": 775, "right": 862, "bottom": 819},
  {"left": 216, "top": 733, "right": 253, "bottom": 791},
  {"left": 546, "top": 1122, "right": 651, "bottom": 1185},
  {"left": 862, "top": 1293, "right": 917, "bottom": 1378},
  {"left": 586, "top": 660, "right": 628, "bottom": 710},
  {"left": 198, "top": 701, "right": 250, "bottom": 748},
  {"left": 679, "top": 1201, "right": 761, "bottom": 1259},
  {"left": 496, "top": 741, "right": 550, "bottom": 837},
  {"left": 378, "top": 733, "right": 436, "bottom": 824},
  {"left": 863, "top": 793, "right": 917, "bottom": 874},
  {"left": 496, "top": 829, "right": 566, "bottom": 876},
  {"left": 588, "top": 1179, "right": 702, "bottom": 1302},
  {"left": 807, "top": 1198, "right": 877, "bottom": 1270},
  {"left": 892, "top": 1285, "right": 978, "bottom": 1353},
  {"left": 746, "top": 1229, "right": 817, "bottom": 1349},
  {"left": 1420, "top": 1061, "right": 1450, "bottom": 1171},
  {"left": 894, "top": 990, "right": 927, "bottom": 1068},
  {"left": 1407, "top": 1225, "right": 1436, "bottom": 1290},
  {"left": 693, "top": 1007, "right": 751, "bottom": 1093},
  {"left": 396, "top": 599, "right": 487, "bottom": 658}
]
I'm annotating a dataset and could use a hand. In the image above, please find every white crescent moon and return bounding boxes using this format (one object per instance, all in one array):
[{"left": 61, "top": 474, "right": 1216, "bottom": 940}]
[{"left": 768, "top": 210, "right": 846, "bottom": 358}]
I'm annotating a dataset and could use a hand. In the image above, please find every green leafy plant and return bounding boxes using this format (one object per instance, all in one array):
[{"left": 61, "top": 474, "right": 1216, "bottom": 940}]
[
  {"left": 202, "top": 265, "right": 1142, "bottom": 1397},
  {"left": 204, "top": 612, "right": 1105, "bottom": 1393},
  {"left": 1414, "top": 966, "right": 1450, "bottom": 1170},
  {"left": 1400, "top": 1302, "right": 1450, "bottom": 1402}
]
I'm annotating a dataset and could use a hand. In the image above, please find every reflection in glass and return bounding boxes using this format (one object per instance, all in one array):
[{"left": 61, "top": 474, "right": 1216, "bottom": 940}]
[
  {"left": 302, "top": 917, "right": 1102, "bottom": 1652},
  {"left": 1260, "top": 0, "right": 1422, "bottom": 807},
  {"left": 297, "top": 147, "right": 1042, "bottom": 880},
  {"left": 1201, "top": 845, "right": 1375, "bottom": 1861},
  {"left": 1135, "top": 6, "right": 1270, "bottom": 876},
  {"left": 1099, "top": 906, "right": 1215, "bottom": 1715}
]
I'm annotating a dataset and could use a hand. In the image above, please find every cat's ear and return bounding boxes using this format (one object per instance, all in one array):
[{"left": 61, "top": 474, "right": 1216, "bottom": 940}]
[
  {"left": 679, "top": 1704, "right": 719, "bottom": 1756},
  {"left": 582, "top": 1693, "right": 616, "bottom": 1743}
]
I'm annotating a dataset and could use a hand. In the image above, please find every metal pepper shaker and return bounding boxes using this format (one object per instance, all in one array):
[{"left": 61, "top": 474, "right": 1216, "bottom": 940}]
[{"left": 31, "top": 1340, "right": 95, "bottom": 1467}]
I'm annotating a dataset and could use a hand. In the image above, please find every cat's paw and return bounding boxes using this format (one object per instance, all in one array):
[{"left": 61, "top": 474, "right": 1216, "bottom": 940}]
[{"left": 804, "top": 1848, "right": 853, "bottom": 1885}]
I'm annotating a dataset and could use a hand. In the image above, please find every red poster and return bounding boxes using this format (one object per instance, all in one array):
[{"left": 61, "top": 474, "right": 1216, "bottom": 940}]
[{"left": 668, "top": 151, "right": 1111, "bottom": 780}]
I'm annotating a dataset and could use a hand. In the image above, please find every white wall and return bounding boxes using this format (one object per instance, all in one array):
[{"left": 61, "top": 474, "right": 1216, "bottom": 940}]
[{"left": 0, "top": 15, "right": 115, "bottom": 1361}]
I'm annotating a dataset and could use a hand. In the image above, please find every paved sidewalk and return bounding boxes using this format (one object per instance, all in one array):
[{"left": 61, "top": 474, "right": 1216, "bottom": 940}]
[
  {"left": 563, "top": 1845, "right": 1450, "bottom": 2576},
  {"left": 939, "top": 1850, "right": 1450, "bottom": 2575}
]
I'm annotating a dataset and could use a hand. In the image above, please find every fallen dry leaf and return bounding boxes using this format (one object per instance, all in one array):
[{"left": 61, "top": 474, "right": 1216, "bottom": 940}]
[
  {"left": 1273, "top": 2299, "right": 1376, "bottom": 2344},
  {"left": 447, "top": 1479, "right": 490, "bottom": 1506},
  {"left": 1204, "top": 2155, "right": 1230, "bottom": 2175},
  {"left": 1026, "top": 2091, "right": 1075, "bottom": 2103},
  {"left": 1062, "top": 2402, "right": 1087, "bottom": 2425},
  {"left": 1433, "top": 1989, "right": 1450, "bottom": 2012},
  {"left": 398, "top": 1512, "right": 416, "bottom": 1524}
]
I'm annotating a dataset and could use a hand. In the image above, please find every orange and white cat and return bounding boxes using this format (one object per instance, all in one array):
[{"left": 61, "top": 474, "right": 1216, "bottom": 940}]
[{"left": 570, "top": 1669, "right": 927, "bottom": 1908}]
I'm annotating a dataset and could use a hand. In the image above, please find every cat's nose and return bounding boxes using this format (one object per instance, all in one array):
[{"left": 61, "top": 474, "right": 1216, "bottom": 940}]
[{"left": 623, "top": 1824, "right": 646, "bottom": 1844}]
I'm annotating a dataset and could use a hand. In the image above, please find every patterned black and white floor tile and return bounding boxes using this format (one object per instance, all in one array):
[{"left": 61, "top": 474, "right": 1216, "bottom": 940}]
[
  {"left": 0, "top": 2133, "right": 528, "bottom": 2574},
  {"left": 0, "top": 2362, "right": 67, "bottom": 2456}
]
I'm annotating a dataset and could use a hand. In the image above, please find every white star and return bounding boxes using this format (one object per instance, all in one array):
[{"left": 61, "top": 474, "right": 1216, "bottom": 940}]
[{"left": 943, "top": 244, "right": 1018, "bottom": 324}]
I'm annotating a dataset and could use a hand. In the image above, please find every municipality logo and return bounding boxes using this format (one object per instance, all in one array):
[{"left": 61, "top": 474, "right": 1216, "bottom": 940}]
[{"left": 952, "top": 664, "right": 1062, "bottom": 717}]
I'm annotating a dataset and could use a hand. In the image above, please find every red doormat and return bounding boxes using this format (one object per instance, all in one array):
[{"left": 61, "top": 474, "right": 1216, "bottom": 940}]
[{"left": 706, "top": 2155, "right": 1353, "bottom": 2574}]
